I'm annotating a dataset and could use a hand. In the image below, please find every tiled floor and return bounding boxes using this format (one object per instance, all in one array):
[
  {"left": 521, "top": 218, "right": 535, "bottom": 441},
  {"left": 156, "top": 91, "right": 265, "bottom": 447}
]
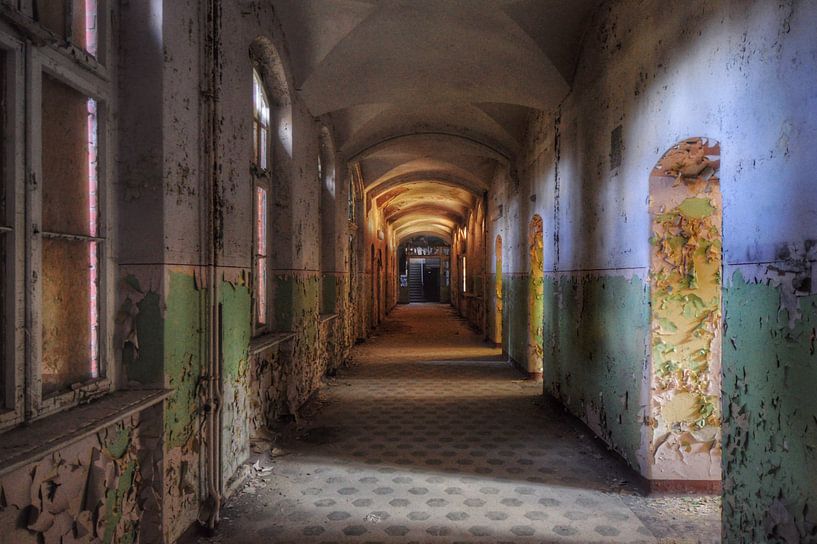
[{"left": 188, "top": 304, "right": 720, "bottom": 544}]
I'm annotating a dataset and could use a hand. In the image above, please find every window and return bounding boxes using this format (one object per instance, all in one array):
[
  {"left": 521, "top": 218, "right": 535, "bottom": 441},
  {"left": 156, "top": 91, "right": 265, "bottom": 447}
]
[
  {"left": 0, "top": 49, "right": 10, "bottom": 412},
  {"left": 462, "top": 256, "right": 467, "bottom": 293},
  {"left": 35, "top": 0, "right": 99, "bottom": 58},
  {"left": 252, "top": 69, "right": 270, "bottom": 332},
  {"left": 0, "top": 2, "right": 110, "bottom": 428},
  {"left": 255, "top": 187, "right": 268, "bottom": 326},
  {"left": 40, "top": 75, "right": 101, "bottom": 398},
  {"left": 253, "top": 70, "right": 270, "bottom": 171}
]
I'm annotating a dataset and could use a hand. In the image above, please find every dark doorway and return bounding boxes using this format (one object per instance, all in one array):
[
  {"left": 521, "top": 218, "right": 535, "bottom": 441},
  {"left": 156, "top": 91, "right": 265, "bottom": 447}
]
[
  {"left": 408, "top": 257, "right": 440, "bottom": 303},
  {"left": 423, "top": 260, "right": 440, "bottom": 302}
]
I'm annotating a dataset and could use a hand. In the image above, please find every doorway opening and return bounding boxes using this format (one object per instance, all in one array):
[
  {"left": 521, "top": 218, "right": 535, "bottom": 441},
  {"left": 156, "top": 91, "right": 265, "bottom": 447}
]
[
  {"left": 527, "top": 215, "right": 544, "bottom": 379},
  {"left": 398, "top": 236, "right": 451, "bottom": 304},
  {"left": 407, "top": 257, "right": 441, "bottom": 303},
  {"left": 495, "top": 235, "right": 503, "bottom": 346},
  {"left": 648, "top": 137, "right": 722, "bottom": 485}
]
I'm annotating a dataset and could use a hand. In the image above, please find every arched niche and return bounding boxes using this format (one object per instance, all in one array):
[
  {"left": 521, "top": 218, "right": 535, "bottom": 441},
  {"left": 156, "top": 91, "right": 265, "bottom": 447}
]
[
  {"left": 527, "top": 214, "right": 544, "bottom": 379},
  {"left": 495, "top": 235, "right": 503, "bottom": 346}
]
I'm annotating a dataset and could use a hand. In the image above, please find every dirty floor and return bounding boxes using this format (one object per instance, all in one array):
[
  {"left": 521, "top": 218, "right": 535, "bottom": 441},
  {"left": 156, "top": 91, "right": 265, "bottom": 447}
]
[{"left": 187, "top": 304, "right": 720, "bottom": 544}]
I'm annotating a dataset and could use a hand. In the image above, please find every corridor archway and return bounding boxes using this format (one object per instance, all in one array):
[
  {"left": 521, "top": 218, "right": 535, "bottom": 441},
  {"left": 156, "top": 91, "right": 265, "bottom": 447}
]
[
  {"left": 647, "top": 137, "right": 722, "bottom": 485},
  {"left": 527, "top": 215, "right": 544, "bottom": 380}
]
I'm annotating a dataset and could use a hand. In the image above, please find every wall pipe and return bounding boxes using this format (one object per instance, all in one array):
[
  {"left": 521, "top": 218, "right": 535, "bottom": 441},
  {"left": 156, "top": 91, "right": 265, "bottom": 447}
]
[{"left": 200, "top": 0, "right": 223, "bottom": 533}]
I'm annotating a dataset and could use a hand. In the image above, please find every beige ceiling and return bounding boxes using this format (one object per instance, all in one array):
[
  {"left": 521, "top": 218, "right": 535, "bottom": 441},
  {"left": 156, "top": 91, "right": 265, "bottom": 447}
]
[{"left": 273, "top": 0, "right": 596, "bottom": 241}]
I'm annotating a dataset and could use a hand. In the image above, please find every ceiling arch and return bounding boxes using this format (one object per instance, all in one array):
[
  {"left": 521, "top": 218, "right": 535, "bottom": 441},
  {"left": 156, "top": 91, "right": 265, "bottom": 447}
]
[
  {"left": 397, "top": 229, "right": 453, "bottom": 245},
  {"left": 273, "top": 0, "right": 595, "bottom": 240}
]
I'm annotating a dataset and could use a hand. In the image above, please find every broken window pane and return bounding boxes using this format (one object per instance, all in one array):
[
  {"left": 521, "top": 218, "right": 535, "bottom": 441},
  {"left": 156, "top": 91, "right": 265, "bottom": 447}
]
[
  {"left": 36, "top": 0, "right": 99, "bottom": 57},
  {"left": 40, "top": 74, "right": 100, "bottom": 397}
]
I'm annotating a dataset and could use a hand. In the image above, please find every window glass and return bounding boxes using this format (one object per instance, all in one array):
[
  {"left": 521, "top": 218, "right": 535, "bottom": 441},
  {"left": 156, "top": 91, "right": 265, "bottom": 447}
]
[
  {"left": 0, "top": 51, "right": 6, "bottom": 407},
  {"left": 255, "top": 186, "right": 268, "bottom": 325},
  {"left": 37, "top": 0, "right": 99, "bottom": 57},
  {"left": 40, "top": 74, "right": 99, "bottom": 397},
  {"left": 42, "top": 74, "right": 93, "bottom": 235},
  {"left": 41, "top": 239, "right": 97, "bottom": 396},
  {"left": 253, "top": 71, "right": 269, "bottom": 170}
]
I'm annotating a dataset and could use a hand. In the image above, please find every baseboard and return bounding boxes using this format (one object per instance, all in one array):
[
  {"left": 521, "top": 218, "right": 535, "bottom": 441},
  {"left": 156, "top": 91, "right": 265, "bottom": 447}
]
[
  {"left": 505, "top": 355, "right": 543, "bottom": 381},
  {"left": 536, "top": 390, "right": 722, "bottom": 497},
  {"left": 643, "top": 478, "right": 722, "bottom": 495}
]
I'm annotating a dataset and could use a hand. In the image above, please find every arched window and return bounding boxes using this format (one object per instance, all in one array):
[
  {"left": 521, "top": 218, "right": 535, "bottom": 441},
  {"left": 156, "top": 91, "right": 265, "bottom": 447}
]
[{"left": 249, "top": 36, "right": 292, "bottom": 335}]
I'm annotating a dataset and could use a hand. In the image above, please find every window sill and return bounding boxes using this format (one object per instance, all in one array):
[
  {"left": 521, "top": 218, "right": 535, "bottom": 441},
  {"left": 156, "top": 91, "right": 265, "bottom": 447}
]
[
  {"left": 249, "top": 332, "right": 296, "bottom": 355},
  {"left": 0, "top": 389, "right": 171, "bottom": 477}
]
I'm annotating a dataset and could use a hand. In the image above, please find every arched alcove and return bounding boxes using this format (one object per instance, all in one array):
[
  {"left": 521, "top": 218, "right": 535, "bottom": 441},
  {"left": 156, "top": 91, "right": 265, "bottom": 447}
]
[
  {"left": 527, "top": 215, "right": 544, "bottom": 380},
  {"left": 370, "top": 243, "right": 376, "bottom": 328},
  {"left": 648, "top": 137, "right": 722, "bottom": 484},
  {"left": 495, "top": 235, "right": 503, "bottom": 346}
]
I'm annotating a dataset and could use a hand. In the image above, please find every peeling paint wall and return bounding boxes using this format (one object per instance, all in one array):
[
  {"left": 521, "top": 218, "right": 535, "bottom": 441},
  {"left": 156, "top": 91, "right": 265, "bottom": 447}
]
[
  {"left": 492, "top": 236, "right": 503, "bottom": 345},
  {"left": 527, "top": 215, "right": 544, "bottom": 375},
  {"left": 648, "top": 139, "right": 722, "bottom": 481},
  {"left": 108, "top": 1, "right": 360, "bottom": 541},
  {"left": 0, "top": 405, "right": 163, "bottom": 544},
  {"left": 488, "top": 3, "right": 817, "bottom": 539},
  {"left": 544, "top": 273, "right": 649, "bottom": 470},
  {"left": 219, "top": 277, "right": 252, "bottom": 491},
  {"left": 723, "top": 269, "right": 817, "bottom": 542}
]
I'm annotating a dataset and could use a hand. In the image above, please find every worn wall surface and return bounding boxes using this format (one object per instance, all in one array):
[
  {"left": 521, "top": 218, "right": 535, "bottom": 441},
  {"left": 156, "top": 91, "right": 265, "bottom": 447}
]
[
  {"left": 488, "top": 1, "right": 817, "bottom": 540},
  {"left": 111, "top": 1, "right": 359, "bottom": 541},
  {"left": 453, "top": 197, "right": 488, "bottom": 334},
  {"left": 0, "top": 406, "right": 163, "bottom": 544},
  {"left": 5, "top": 1, "right": 816, "bottom": 543},
  {"left": 648, "top": 139, "right": 723, "bottom": 482}
]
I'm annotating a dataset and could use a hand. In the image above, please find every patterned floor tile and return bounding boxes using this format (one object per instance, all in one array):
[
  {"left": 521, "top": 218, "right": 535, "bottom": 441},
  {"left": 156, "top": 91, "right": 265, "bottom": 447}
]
[{"left": 186, "top": 304, "right": 720, "bottom": 544}]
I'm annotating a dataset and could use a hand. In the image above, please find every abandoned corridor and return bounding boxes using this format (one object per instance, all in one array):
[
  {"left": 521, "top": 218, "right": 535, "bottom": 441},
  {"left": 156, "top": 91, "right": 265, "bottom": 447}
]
[
  {"left": 187, "top": 304, "right": 718, "bottom": 544},
  {"left": 0, "top": 2, "right": 814, "bottom": 543}
]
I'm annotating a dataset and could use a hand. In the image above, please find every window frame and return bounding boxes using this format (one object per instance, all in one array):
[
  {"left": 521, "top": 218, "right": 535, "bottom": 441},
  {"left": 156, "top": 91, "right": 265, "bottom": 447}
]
[
  {"left": 0, "top": 4, "right": 113, "bottom": 430},
  {"left": 28, "top": 46, "right": 112, "bottom": 419},
  {"left": 253, "top": 182, "right": 270, "bottom": 334},
  {"left": 252, "top": 69, "right": 270, "bottom": 174},
  {"left": 251, "top": 68, "right": 271, "bottom": 335},
  {"left": 0, "top": 30, "right": 25, "bottom": 429}
]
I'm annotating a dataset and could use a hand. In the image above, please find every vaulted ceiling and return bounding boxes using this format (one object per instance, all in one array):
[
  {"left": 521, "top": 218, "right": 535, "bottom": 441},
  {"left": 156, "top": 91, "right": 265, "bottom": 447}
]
[{"left": 273, "top": 0, "right": 596, "bottom": 242}]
